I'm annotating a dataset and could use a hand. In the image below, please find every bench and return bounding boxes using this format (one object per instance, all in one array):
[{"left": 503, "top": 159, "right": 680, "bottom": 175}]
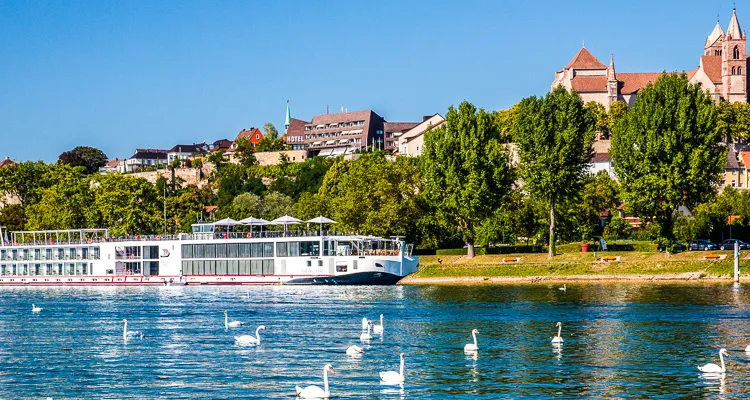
[
  {"left": 502, "top": 257, "right": 520, "bottom": 263},
  {"left": 600, "top": 256, "right": 620, "bottom": 262}
]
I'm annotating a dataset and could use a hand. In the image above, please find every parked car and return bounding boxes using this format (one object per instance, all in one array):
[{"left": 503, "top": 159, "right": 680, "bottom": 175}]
[
  {"left": 718, "top": 239, "right": 750, "bottom": 250},
  {"left": 657, "top": 242, "right": 687, "bottom": 252},
  {"left": 688, "top": 239, "right": 719, "bottom": 251}
]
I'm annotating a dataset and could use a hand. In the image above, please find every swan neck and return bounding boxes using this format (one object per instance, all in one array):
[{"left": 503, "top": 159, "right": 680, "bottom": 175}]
[
  {"left": 381, "top": 314, "right": 384, "bottom": 326},
  {"left": 472, "top": 331, "right": 477, "bottom": 345},
  {"left": 323, "top": 367, "right": 329, "bottom": 393},
  {"left": 224, "top": 313, "right": 228, "bottom": 327},
  {"left": 123, "top": 321, "right": 127, "bottom": 338},
  {"left": 720, "top": 351, "right": 726, "bottom": 372},
  {"left": 400, "top": 357, "right": 404, "bottom": 377},
  {"left": 367, "top": 323, "right": 371, "bottom": 335},
  {"left": 557, "top": 324, "right": 562, "bottom": 338},
  {"left": 255, "top": 327, "right": 261, "bottom": 342}
]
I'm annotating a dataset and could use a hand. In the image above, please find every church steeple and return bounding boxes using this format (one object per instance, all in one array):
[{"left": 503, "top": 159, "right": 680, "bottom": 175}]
[
  {"left": 607, "top": 54, "right": 618, "bottom": 106},
  {"left": 727, "top": 8, "right": 743, "bottom": 39},
  {"left": 284, "top": 100, "right": 291, "bottom": 133},
  {"left": 706, "top": 20, "right": 725, "bottom": 48},
  {"left": 607, "top": 54, "right": 616, "bottom": 81}
]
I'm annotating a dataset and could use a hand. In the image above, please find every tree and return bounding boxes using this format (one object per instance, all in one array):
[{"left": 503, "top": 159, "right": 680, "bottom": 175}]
[
  {"left": 263, "top": 122, "right": 279, "bottom": 140},
  {"left": 215, "top": 164, "right": 265, "bottom": 211},
  {"left": 0, "top": 161, "right": 53, "bottom": 209},
  {"left": 603, "top": 216, "right": 632, "bottom": 240},
  {"left": 493, "top": 105, "right": 518, "bottom": 142},
  {"left": 421, "top": 101, "right": 515, "bottom": 258},
  {"left": 607, "top": 100, "right": 628, "bottom": 134},
  {"left": 258, "top": 191, "right": 295, "bottom": 220},
  {"left": 515, "top": 86, "right": 595, "bottom": 258},
  {"left": 716, "top": 101, "right": 750, "bottom": 142},
  {"left": 232, "top": 137, "right": 257, "bottom": 167},
  {"left": 318, "top": 154, "right": 422, "bottom": 238},
  {"left": 26, "top": 165, "right": 92, "bottom": 230},
  {"left": 88, "top": 173, "right": 162, "bottom": 235},
  {"left": 577, "top": 171, "right": 621, "bottom": 240},
  {"left": 610, "top": 73, "right": 724, "bottom": 240},
  {"left": 231, "top": 192, "right": 262, "bottom": 218},
  {"left": 58, "top": 146, "right": 108, "bottom": 174},
  {"left": 0, "top": 204, "right": 24, "bottom": 231},
  {"left": 585, "top": 101, "right": 609, "bottom": 137}
]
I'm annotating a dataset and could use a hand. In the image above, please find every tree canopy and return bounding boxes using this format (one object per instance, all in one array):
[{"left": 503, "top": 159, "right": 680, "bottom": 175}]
[
  {"left": 58, "top": 146, "right": 108, "bottom": 174},
  {"left": 514, "top": 85, "right": 595, "bottom": 258},
  {"left": 610, "top": 73, "right": 724, "bottom": 240},
  {"left": 421, "top": 101, "right": 515, "bottom": 257}
]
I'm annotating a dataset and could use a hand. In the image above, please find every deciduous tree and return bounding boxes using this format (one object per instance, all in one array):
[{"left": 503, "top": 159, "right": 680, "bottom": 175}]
[
  {"left": 421, "top": 101, "right": 515, "bottom": 258},
  {"left": 515, "top": 86, "right": 595, "bottom": 258},
  {"left": 58, "top": 146, "right": 108, "bottom": 174},
  {"left": 610, "top": 73, "right": 724, "bottom": 240}
]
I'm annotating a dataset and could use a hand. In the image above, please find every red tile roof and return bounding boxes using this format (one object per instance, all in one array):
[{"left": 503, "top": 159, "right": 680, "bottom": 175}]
[
  {"left": 592, "top": 152, "right": 611, "bottom": 162},
  {"left": 571, "top": 75, "right": 608, "bottom": 93},
  {"left": 700, "top": 55, "right": 722, "bottom": 83},
  {"left": 739, "top": 151, "right": 750, "bottom": 167},
  {"left": 565, "top": 48, "right": 607, "bottom": 69},
  {"left": 617, "top": 72, "right": 662, "bottom": 95},
  {"left": 0, "top": 157, "right": 16, "bottom": 168}
]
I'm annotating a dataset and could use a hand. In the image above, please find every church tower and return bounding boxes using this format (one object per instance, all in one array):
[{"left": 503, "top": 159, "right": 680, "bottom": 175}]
[
  {"left": 721, "top": 8, "right": 747, "bottom": 102},
  {"left": 606, "top": 54, "right": 618, "bottom": 105}
]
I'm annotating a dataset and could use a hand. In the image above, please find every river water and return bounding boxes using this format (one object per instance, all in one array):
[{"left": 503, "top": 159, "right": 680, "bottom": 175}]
[{"left": 1, "top": 283, "right": 750, "bottom": 398}]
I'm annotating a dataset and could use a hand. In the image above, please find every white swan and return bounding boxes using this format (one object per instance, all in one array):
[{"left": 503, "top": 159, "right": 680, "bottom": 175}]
[
  {"left": 361, "top": 317, "right": 369, "bottom": 330},
  {"left": 346, "top": 345, "right": 365, "bottom": 356},
  {"left": 31, "top": 304, "right": 42, "bottom": 313},
  {"left": 551, "top": 322, "right": 564, "bottom": 344},
  {"left": 745, "top": 344, "right": 750, "bottom": 353},
  {"left": 224, "top": 310, "right": 244, "bottom": 329},
  {"left": 698, "top": 348, "right": 728, "bottom": 373},
  {"left": 360, "top": 321, "right": 373, "bottom": 341},
  {"left": 464, "top": 329, "right": 479, "bottom": 352},
  {"left": 235, "top": 325, "right": 266, "bottom": 345},
  {"left": 122, "top": 319, "right": 143, "bottom": 340},
  {"left": 558, "top": 284, "right": 566, "bottom": 291},
  {"left": 379, "top": 353, "right": 405, "bottom": 384},
  {"left": 296, "top": 364, "right": 334, "bottom": 399},
  {"left": 373, "top": 314, "right": 384, "bottom": 335}
]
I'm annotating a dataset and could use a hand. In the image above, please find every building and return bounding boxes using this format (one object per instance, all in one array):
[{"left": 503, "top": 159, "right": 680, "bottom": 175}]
[
  {"left": 725, "top": 145, "right": 745, "bottom": 188},
  {"left": 0, "top": 157, "right": 16, "bottom": 168},
  {"left": 285, "top": 110, "right": 386, "bottom": 157},
  {"left": 167, "top": 143, "right": 209, "bottom": 164},
  {"left": 553, "top": 8, "right": 749, "bottom": 108},
  {"left": 125, "top": 149, "right": 168, "bottom": 172},
  {"left": 210, "top": 139, "right": 233, "bottom": 153},
  {"left": 231, "top": 128, "right": 264, "bottom": 151},
  {"left": 99, "top": 158, "right": 126, "bottom": 174},
  {"left": 284, "top": 118, "right": 310, "bottom": 150},
  {"left": 395, "top": 114, "right": 446, "bottom": 157},
  {"left": 383, "top": 122, "right": 419, "bottom": 151}
]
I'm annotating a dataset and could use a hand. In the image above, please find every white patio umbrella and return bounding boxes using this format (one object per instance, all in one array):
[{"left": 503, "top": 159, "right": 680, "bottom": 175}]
[
  {"left": 239, "top": 217, "right": 270, "bottom": 233},
  {"left": 213, "top": 218, "right": 240, "bottom": 235},
  {"left": 306, "top": 216, "right": 337, "bottom": 233},
  {"left": 269, "top": 215, "right": 303, "bottom": 231}
]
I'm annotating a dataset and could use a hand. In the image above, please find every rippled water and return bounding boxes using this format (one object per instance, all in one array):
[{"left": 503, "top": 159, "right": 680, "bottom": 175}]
[{"left": 2, "top": 283, "right": 750, "bottom": 398}]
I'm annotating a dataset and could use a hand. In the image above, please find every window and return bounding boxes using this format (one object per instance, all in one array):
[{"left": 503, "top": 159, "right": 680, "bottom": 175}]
[
  {"left": 732, "top": 180, "right": 736, "bottom": 187},
  {"left": 733, "top": 46, "right": 740, "bottom": 59},
  {"left": 733, "top": 66, "right": 737, "bottom": 75},
  {"left": 740, "top": 67, "right": 743, "bottom": 75}
]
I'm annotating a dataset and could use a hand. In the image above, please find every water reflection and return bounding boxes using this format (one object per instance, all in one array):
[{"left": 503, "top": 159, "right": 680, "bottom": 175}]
[{"left": 1, "top": 284, "right": 750, "bottom": 398}]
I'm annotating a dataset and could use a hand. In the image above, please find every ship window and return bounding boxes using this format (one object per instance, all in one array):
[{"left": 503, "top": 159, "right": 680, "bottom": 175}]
[
  {"left": 229, "top": 260, "right": 239, "bottom": 275},
  {"left": 277, "top": 242, "right": 288, "bottom": 257},
  {"left": 216, "top": 260, "right": 227, "bottom": 275},
  {"left": 215, "top": 244, "right": 227, "bottom": 258},
  {"left": 240, "top": 260, "right": 251, "bottom": 274},
  {"left": 182, "top": 244, "right": 193, "bottom": 258},
  {"left": 336, "top": 264, "right": 348, "bottom": 272},
  {"left": 228, "top": 243, "right": 239, "bottom": 258},
  {"left": 239, "top": 244, "right": 251, "bottom": 258},
  {"left": 264, "top": 243, "right": 274, "bottom": 257},
  {"left": 251, "top": 243, "right": 263, "bottom": 258},
  {"left": 251, "top": 260, "right": 262, "bottom": 275},
  {"left": 262, "top": 259, "right": 275, "bottom": 275}
]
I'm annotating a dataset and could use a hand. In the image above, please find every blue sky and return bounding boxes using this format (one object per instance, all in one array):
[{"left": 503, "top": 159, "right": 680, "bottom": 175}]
[{"left": 0, "top": 0, "right": 741, "bottom": 161}]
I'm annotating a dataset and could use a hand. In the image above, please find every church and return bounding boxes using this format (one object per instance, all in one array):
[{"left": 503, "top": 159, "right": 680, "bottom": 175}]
[{"left": 552, "top": 8, "right": 748, "bottom": 109}]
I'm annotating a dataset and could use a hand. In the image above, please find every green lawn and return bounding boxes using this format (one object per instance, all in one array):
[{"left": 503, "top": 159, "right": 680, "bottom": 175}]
[{"left": 412, "top": 251, "right": 745, "bottom": 278}]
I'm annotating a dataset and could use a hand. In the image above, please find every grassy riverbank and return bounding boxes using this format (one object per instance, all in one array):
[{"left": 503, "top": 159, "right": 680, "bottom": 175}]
[{"left": 402, "top": 250, "right": 750, "bottom": 284}]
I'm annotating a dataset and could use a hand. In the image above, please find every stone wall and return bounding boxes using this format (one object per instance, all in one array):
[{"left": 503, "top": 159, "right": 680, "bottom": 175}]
[
  {"left": 231, "top": 150, "right": 309, "bottom": 166},
  {"left": 128, "top": 167, "right": 210, "bottom": 187}
]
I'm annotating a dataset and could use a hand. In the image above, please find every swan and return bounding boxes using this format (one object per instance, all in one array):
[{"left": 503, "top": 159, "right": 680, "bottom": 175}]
[
  {"left": 698, "top": 348, "right": 729, "bottom": 373},
  {"left": 122, "top": 319, "right": 143, "bottom": 340},
  {"left": 224, "top": 310, "right": 244, "bottom": 329},
  {"left": 31, "top": 304, "right": 42, "bottom": 313},
  {"left": 558, "top": 284, "right": 566, "bottom": 291},
  {"left": 360, "top": 321, "right": 373, "bottom": 341},
  {"left": 235, "top": 325, "right": 266, "bottom": 345},
  {"left": 464, "top": 329, "right": 479, "bottom": 352},
  {"left": 379, "top": 353, "right": 405, "bottom": 384},
  {"left": 361, "top": 317, "right": 369, "bottom": 330},
  {"left": 745, "top": 344, "right": 750, "bottom": 353},
  {"left": 295, "top": 364, "right": 334, "bottom": 399},
  {"left": 346, "top": 345, "right": 365, "bottom": 356},
  {"left": 551, "top": 322, "right": 564, "bottom": 344},
  {"left": 373, "top": 314, "right": 384, "bottom": 335}
]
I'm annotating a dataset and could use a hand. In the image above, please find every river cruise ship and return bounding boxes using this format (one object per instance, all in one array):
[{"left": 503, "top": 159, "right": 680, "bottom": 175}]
[{"left": 0, "top": 216, "right": 418, "bottom": 286}]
